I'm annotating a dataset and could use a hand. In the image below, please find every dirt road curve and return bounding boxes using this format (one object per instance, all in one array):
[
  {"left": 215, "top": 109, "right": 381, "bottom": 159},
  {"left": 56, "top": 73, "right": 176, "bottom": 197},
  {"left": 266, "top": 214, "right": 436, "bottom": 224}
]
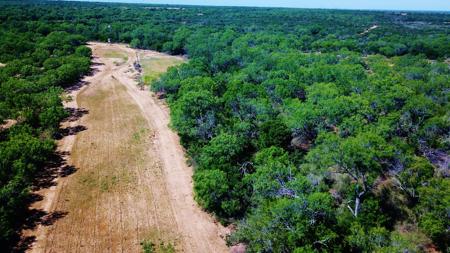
[{"left": 22, "top": 43, "right": 228, "bottom": 253}]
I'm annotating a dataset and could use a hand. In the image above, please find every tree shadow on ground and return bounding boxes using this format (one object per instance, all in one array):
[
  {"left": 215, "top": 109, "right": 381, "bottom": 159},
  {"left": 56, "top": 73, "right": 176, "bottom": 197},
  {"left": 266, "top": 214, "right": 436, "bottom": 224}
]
[
  {"left": 13, "top": 210, "right": 68, "bottom": 253},
  {"left": 12, "top": 150, "right": 78, "bottom": 252},
  {"left": 54, "top": 105, "right": 89, "bottom": 140},
  {"left": 64, "top": 107, "right": 89, "bottom": 123},
  {"left": 63, "top": 60, "right": 104, "bottom": 93},
  {"left": 11, "top": 79, "right": 92, "bottom": 252},
  {"left": 31, "top": 151, "right": 78, "bottom": 189},
  {"left": 54, "top": 125, "right": 87, "bottom": 140}
]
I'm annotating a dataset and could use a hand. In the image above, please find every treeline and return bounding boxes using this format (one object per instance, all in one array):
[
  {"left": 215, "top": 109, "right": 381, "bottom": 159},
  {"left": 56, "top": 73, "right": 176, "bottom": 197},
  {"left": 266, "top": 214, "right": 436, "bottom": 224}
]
[
  {"left": 0, "top": 19, "right": 91, "bottom": 247},
  {"left": 1, "top": 1, "right": 449, "bottom": 59},
  {"left": 1, "top": 1, "right": 449, "bottom": 252}
]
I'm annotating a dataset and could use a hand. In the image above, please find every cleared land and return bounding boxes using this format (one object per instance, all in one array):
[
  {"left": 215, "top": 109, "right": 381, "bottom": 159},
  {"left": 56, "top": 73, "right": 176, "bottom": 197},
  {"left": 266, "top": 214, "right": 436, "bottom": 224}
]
[
  {"left": 140, "top": 56, "right": 184, "bottom": 84},
  {"left": 22, "top": 43, "right": 228, "bottom": 253}
]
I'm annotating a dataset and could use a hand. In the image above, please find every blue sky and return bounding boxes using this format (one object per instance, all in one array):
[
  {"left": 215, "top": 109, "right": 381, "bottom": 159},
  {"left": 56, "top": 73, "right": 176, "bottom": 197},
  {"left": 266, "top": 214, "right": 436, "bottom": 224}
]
[{"left": 76, "top": 0, "right": 450, "bottom": 11}]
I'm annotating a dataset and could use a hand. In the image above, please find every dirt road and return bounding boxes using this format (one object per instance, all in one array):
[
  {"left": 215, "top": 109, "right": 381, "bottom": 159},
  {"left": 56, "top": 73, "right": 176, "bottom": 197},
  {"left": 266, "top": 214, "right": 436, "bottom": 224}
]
[{"left": 22, "top": 43, "right": 228, "bottom": 253}]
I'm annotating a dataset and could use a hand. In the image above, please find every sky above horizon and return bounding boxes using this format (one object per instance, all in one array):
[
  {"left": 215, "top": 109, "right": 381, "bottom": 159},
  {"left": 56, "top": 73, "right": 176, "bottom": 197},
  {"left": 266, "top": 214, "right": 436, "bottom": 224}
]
[{"left": 74, "top": 0, "right": 450, "bottom": 11}]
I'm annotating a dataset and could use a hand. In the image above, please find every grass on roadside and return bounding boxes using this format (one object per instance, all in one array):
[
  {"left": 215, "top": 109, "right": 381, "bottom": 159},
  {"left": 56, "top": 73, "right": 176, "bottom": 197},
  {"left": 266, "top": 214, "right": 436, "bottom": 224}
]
[
  {"left": 141, "top": 56, "right": 184, "bottom": 85},
  {"left": 141, "top": 239, "right": 176, "bottom": 253},
  {"left": 103, "top": 50, "right": 129, "bottom": 61}
]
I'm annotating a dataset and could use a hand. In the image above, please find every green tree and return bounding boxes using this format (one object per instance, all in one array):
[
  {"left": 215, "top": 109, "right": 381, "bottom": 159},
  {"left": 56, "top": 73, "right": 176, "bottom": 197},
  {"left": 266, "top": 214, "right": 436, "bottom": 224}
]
[
  {"left": 194, "top": 169, "right": 229, "bottom": 213},
  {"left": 171, "top": 91, "right": 220, "bottom": 142},
  {"left": 415, "top": 178, "right": 450, "bottom": 250},
  {"left": 307, "top": 131, "right": 394, "bottom": 217}
]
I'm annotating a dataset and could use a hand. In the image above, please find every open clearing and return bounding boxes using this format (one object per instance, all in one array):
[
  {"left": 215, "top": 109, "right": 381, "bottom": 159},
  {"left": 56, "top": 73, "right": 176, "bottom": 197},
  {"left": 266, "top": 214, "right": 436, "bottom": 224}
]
[
  {"left": 22, "top": 43, "right": 228, "bottom": 253},
  {"left": 140, "top": 56, "right": 185, "bottom": 85}
]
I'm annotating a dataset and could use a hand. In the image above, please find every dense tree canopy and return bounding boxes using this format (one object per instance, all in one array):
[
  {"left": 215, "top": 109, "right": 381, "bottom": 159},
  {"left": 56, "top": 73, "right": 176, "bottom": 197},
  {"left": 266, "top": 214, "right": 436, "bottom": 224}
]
[{"left": 0, "top": 4, "right": 91, "bottom": 248}]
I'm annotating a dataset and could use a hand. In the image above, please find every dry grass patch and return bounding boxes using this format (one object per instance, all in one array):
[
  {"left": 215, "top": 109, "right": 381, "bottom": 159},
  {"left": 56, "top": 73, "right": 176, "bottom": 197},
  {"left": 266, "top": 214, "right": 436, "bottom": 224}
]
[
  {"left": 140, "top": 55, "right": 184, "bottom": 85},
  {"left": 96, "top": 47, "right": 129, "bottom": 66},
  {"left": 101, "top": 50, "right": 128, "bottom": 61},
  {"left": 43, "top": 76, "right": 181, "bottom": 252}
]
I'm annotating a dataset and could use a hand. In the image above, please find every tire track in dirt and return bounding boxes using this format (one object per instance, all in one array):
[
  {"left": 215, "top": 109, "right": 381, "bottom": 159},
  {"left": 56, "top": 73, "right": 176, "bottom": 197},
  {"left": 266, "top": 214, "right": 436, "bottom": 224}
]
[{"left": 111, "top": 44, "right": 230, "bottom": 253}]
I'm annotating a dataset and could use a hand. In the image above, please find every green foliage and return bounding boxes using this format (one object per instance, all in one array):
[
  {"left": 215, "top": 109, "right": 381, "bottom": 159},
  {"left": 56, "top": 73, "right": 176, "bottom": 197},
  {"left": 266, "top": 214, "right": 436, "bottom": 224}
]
[
  {"left": 0, "top": 127, "right": 56, "bottom": 245},
  {"left": 347, "top": 224, "right": 391, "bottom": 252},
  {"left": 141, "top": 240, "right": 155, "bottom": 253},
  {"left": 248, "top": 147, "right": 305, "bottom": 203},
  {"left": 415, "top": 178, "right": 450, "bottom": 249},
  {"left": 194, "top": 133, "right": 249, "bottom": 217},
  {"left": 375, "top": 230, "right": 431, "bottom": 253},
  {"left": 231, "top": 195, "right": 338, "bottom": 252},
  {"left": 198, "top": 133, "right": 244, "bottom": 170},
  {"left": 171, "top": 91, "right": 220, "bottom": 142},
  {"left": 141, "top": 240, "right": 176, "bottom": 253},
  {"left": 194, "top": 169, "right": 229, "bottom": 213},
  {"left": 398, "top": 157, "right": 434, "bottom": 197},
  {"left": 0, "top": 10, "right": 91, "bottom": 248},
  {"left": 0, "top": 1, "right": 449, "bottom": 251},
  {"left": 256, "top": 119, "right": 291, "bottom": 149}
]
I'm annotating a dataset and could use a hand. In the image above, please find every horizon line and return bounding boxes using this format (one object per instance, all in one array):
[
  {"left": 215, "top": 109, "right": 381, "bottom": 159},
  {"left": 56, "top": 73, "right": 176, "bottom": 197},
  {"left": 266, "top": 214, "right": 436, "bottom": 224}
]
[{"left": 61, "top": 0, "right": 450, "bottom": 12}]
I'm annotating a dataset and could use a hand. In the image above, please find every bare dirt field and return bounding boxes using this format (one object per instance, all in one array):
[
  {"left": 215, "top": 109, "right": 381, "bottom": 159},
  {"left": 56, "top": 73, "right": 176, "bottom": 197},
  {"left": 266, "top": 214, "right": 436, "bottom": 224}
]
[{"left": 21, "top": 43, "right": 228, "bottom": 253}]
